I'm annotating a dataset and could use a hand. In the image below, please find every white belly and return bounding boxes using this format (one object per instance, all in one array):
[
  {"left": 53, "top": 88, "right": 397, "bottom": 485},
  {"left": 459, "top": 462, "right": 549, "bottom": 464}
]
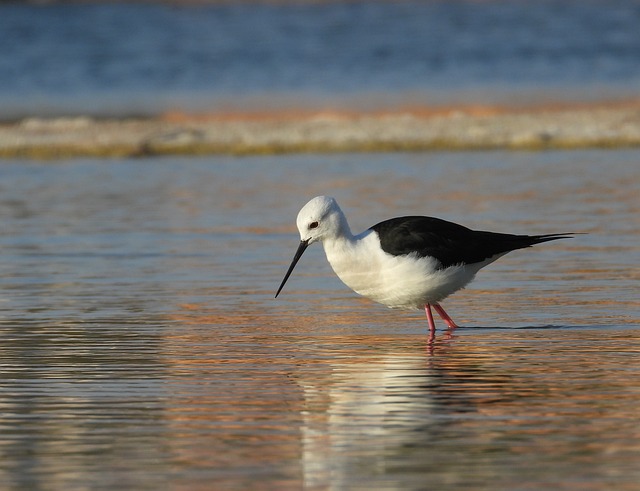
[{"left": 323, "top": 232, "right": 491, "bottom": 310}]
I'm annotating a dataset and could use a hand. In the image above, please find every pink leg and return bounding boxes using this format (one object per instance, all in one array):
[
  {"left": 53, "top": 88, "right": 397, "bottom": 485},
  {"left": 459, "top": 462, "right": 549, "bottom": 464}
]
[
  {"left": 424, "top": 304, "right": 436, "bottom": 342},
  {"left": 433, "top": 303, "right": 460, "bottom": 329}
]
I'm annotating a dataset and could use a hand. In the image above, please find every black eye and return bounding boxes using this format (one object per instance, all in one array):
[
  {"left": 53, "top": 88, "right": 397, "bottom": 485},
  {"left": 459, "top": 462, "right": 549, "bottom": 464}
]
[{"left": 309, "top": 221, "right": 319, "bottom": 229}]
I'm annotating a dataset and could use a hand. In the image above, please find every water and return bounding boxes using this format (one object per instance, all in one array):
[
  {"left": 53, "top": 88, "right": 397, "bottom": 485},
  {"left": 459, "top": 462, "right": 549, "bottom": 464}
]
[
  {"left": 0, "top": 150, "right": 638, "bottom": 489},
  {"left": 2, "top": 0, "right": 640, "bottom": 118}
]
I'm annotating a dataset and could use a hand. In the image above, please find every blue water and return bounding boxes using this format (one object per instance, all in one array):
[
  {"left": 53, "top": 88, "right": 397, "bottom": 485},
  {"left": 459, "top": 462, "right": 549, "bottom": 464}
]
[{"left": 2, "top": 0, "right": 640, "bottom": 118}]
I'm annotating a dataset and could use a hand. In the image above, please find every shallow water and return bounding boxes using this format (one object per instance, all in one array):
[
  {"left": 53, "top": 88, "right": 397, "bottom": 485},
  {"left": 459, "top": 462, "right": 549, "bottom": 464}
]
[{"left": 0, "top": 150, "right": 639, "bottom": 489}]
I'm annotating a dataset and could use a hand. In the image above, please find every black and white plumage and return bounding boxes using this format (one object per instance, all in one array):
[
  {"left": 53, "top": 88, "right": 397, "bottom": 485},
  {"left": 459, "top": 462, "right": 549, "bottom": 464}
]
[
  {"left": 371, "top": 216, "right": 571, "bottom": 269},
  {"left": 276, "top": 196, "right": 573, "bottom": 339}
]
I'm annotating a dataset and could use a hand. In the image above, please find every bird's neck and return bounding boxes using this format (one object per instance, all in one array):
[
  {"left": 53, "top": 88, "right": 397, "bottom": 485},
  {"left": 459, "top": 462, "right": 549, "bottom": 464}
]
[
  {"left": 322, "top": 228, "right": 380, "bottom": 300},
  {"left": 321, "top": 214, "right": 357, "bottom": 260},
  {"left": 328, "top": 211, "right": 355, "bottom": 242}
]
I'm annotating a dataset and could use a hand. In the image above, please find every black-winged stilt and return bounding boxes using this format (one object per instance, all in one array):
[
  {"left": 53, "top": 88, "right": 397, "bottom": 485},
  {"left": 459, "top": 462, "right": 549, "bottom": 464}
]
[{"left": 276, "top": 196, "right": 573, "bottom": 340}]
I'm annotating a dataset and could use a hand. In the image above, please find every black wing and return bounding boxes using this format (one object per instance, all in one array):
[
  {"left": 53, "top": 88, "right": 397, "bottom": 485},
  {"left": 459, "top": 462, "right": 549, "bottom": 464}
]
[{"left": 370, "top": 216, "right": 572, "bottom": 268}]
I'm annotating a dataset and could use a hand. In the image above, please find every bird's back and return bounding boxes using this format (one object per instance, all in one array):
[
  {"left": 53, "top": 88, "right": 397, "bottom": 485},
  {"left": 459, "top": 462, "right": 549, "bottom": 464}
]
[{"left": 370, "top": 216, "right": 572, "bottom": 268}]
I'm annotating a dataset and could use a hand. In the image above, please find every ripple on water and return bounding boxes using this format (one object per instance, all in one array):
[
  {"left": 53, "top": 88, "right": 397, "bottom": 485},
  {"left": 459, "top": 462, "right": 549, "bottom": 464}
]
[{"left": 0, "top": 151, "right": 638, "bottom": 489}]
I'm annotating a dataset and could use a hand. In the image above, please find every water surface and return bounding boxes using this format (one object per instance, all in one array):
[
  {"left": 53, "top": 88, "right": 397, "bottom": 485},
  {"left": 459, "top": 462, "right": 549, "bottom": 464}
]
[
  {"left": 0, "top": 150, "right": 639, "bottom": 489},
  {"left": 2, "top": 0, "right": 640, "bottom": 117}
]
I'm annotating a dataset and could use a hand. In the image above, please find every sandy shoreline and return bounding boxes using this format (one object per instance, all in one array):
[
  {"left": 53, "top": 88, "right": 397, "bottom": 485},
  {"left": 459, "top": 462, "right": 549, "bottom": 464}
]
[{"left": 2, "top": 100, "right": 640, "bottom": 158}]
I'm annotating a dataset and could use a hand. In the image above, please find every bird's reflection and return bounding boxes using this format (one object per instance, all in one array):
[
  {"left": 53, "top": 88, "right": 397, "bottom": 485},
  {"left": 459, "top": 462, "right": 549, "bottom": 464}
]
[{"left": 289, "top": 333, "right": 513, "bottom": 489}]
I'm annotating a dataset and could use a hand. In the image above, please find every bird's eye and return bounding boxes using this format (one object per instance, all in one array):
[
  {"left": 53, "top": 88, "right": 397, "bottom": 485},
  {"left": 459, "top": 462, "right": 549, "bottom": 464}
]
[{"left": 309, "top": 221, "right": 319, "bottom": 229}]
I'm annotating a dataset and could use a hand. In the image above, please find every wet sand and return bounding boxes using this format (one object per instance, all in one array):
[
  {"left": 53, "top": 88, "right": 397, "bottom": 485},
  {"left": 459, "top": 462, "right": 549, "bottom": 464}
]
[{"left": 2, "top": 99, "right": 640, "bottom": 158}]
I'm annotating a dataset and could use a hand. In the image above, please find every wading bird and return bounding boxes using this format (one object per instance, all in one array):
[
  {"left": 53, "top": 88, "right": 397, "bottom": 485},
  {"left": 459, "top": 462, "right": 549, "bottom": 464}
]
[{"left": 276, "top": 196, "right": 572, "bottom": 340}]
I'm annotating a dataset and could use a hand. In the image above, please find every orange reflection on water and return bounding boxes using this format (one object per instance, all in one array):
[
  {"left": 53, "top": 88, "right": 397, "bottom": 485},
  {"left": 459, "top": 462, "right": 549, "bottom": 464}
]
[{"left": 160, "top": 300, "right": 640, "bottom": 489}]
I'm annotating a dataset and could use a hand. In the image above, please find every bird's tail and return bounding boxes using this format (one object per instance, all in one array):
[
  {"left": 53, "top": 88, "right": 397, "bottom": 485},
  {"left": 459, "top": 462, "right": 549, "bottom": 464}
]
[{"left": 528, "top": 233, "right": 577, "bottom": 245}]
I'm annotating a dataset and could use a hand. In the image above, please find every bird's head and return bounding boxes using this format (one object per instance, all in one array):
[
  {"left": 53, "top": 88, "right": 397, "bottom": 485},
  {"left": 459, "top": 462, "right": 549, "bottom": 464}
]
[
  {"left": 295, "top": 195, "right": 344, "bottom": 245},
  {"left": 276, "top": 196, "right": 347, "bottom": 298}
]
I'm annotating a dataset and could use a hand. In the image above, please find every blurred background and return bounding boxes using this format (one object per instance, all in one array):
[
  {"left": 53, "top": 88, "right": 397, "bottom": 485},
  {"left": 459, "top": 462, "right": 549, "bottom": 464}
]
[{"left": 2, "top": 0, "right": 640, "bottom": 119}]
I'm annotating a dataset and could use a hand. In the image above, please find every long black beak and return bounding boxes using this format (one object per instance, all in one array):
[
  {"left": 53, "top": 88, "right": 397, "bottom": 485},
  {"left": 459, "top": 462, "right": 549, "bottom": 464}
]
[{"left": 275, "top": 239, "right": 310, "bottom": 298}]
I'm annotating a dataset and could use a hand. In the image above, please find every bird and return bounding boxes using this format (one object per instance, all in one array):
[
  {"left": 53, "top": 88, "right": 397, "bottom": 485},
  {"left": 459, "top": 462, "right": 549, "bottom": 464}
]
[{"left": 275, "top": 196, "right": 573, "bottom": 340}]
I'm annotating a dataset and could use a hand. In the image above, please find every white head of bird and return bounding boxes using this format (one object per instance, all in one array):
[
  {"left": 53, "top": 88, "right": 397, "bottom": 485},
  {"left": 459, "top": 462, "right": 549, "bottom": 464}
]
[
  {"left": 296, "top": 196, "right": 351, "bottom": 245},
  {"left": 275, "top": 196, "right": 353, "bottom": 299}
]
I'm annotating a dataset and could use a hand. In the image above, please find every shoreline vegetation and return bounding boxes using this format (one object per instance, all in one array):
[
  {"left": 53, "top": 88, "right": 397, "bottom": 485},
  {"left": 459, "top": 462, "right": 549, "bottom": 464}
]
[{"left": 2, "top": 99, "right": 640, "bottom": 158}]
